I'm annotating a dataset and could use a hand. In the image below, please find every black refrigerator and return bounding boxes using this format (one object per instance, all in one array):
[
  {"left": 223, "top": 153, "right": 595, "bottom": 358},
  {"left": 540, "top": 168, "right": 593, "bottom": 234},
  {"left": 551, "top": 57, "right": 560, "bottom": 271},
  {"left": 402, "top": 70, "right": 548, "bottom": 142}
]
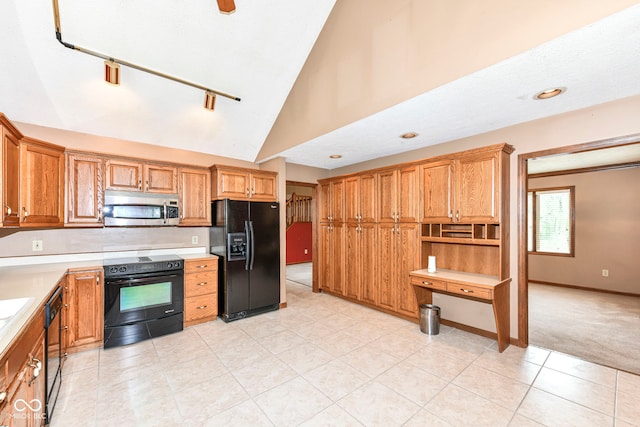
[{"left": 210, "top": 199, "right": 280, "bottom": 322}]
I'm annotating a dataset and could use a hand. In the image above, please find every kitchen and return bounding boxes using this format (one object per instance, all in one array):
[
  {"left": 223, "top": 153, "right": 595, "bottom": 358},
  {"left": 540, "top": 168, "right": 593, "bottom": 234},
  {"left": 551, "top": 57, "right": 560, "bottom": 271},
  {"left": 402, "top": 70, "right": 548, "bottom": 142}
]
[{"left": 2, "top": 1, "right": 640, "bottom": 426}]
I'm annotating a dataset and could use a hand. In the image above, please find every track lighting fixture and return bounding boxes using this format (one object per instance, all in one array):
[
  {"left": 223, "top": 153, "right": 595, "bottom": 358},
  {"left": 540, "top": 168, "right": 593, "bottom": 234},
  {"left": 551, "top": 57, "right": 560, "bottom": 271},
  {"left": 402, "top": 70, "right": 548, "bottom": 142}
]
[
  {"left": 104, "top": 60, "right": 120, "bottom": 85},
  {"left": 204, "top": 91, "right": 216, "bottom": 111},
  {"left": 52, "top": 0, "right": 241, "bottom": 110}
]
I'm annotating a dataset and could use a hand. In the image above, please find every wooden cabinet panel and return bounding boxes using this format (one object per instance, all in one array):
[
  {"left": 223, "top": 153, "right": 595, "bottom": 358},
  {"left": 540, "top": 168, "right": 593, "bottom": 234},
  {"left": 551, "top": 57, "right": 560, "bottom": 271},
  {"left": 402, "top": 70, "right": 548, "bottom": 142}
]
[
  {"left": 377, "top": 169, "right": 396, "bottom": 223},
  {"left": 359, "top": 173, "right": 377, "bottom": 223},
  {"left": 179, "top": 167, "right": 211, "bottom": 226},
  {"left": 105, "top": 158, "right": 143, "bottom": 191},
  {"left": 378, "top": 166, "right": 418, "bottom": 223},
  {"left": 1, "top": 117, "right": 21, "bottom": 227},
  {"left": 331, "top": 179, "right": 345, "bottom": 223},
  {"left": 396, "top": 223, "right": 421, "bottom": 318},
  {"left": 377, "top": 223, "right": 397, "bottom": 311},
  {"left": 421, "top": 160, "right": 453, "bottom": 222},
  {"left": 456, "top": 151, "right": 499, "bottom": 222},
  {"left": 344, "top": 224, "right": 361, "bottom": 300},
  {"left": 345, "top": 174, "right": 376, "bottom": 223},
  {"left": 359, "top": 223, "right": 378, "bottom": 305},
  {"left": 318, "top": 222, "right": 345, "bottom": 295},
  {"left": 318, "top": 182, "right": 331, "bottom": 223},
  {"left": 145, "top": 164, "right": 178, "bottom": 193},
  {"left": 65, "top": 269, "right": 103, "bottom": 351},
  {"left": 211, "top": 166, "right": 277, "bottom": 201},
  {"left": 184, "top": 257, "right": 218, "bottom": 327},
  {"left": 250, "top": 171, "right": 277, "bottom": 201},
  {"left": 20, "top": 138, "right": 65, "bottom": 227},
  {"left": 66, "top": 153, "right": 104, "bottom": 225},
  {"left": 345, "top": 176, "right": 359, "bottom": 223}
]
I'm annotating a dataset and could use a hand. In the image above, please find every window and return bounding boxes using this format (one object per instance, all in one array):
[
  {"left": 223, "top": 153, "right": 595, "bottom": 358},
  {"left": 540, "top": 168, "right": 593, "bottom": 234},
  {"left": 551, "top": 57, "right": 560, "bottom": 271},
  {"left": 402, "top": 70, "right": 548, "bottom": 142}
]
[{"left": 528, "top": 186, "right": 575, "bottom": 256}]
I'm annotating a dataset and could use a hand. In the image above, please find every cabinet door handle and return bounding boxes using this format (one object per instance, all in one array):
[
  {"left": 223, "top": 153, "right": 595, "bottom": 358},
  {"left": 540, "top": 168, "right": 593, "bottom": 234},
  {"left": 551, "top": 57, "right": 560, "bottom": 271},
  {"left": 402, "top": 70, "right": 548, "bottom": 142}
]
[
  {"left": 146, "top": 180, "right": 149, "bottom": 191},
  {"left": 422, "top": 281, "right": 432, "bottom": 286},
  {"left": 246, "top": 188, "right": 250, "bottom": 197},
  {"left": 0, "top": 391, "right": 6, "bottom": 403},
  {"left": 197, "top": 282, "right": 208, "bottom": 286},
  {"left": 138, "top": 179, "right": 142, "bottom": 190},
  {"left": 455, "top": 210, "right": 460, "bottom": 221},
  {"left": 196, "top": 305, "right": 208, "bottom": 309},
  {"left": 460, "top": 288, "right": 474, "bottom": 293},
  {"left": 196, "top": 265, "right": 207, "bottom": 269},
  {"left": 22, "top": 207, "right": 28, "bottom": 221},
  {"left": 4, "top": 204, "right": 10, "bottom": 215}
]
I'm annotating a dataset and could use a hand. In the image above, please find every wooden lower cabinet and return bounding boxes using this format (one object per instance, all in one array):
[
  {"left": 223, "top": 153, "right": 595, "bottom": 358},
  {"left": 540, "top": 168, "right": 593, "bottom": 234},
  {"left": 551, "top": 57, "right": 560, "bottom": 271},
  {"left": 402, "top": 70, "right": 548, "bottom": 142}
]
[
  {"left": 345, "top": 223, "right": 377, "bottom": 304},
  {"left": 64, "top": 268, "right": 104, "bottom": 352},
  {"left": 376, "top": 222, "right": 420, "bottom": 317},
  {"left": 184, "top": 257, "right": 218, "bottom": 327},
  {"left": 0, "top": 307, "right": 46, "bottom": 427},
  {"left": 318, "top": 223, "right": 345, "bottom": 296}
]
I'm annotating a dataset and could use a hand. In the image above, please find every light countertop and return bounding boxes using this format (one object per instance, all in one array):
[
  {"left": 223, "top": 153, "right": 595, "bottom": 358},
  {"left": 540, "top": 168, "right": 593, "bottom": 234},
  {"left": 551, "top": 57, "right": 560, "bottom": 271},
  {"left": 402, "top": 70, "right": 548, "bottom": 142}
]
[{"left": 0, "top": 248, "right": 214, "bottom": 356}]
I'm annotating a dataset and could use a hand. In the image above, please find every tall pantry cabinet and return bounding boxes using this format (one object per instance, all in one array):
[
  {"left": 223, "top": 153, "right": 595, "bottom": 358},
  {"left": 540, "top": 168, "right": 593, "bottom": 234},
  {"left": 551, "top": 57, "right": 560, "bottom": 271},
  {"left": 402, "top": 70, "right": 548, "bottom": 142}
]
[{"left": 316, "top": 143, "right": 512, "bottom": 326}]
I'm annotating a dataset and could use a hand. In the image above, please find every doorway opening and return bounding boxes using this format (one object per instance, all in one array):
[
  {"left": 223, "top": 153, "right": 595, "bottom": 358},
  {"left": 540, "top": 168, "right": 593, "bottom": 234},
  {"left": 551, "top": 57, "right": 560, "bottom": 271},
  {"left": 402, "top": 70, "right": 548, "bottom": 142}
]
[
  {"left": 518, "top": 135, "right": 640, "bottom": 373},
  {"left": 285, "top": 181, "right": 315, "bottom": 289}
]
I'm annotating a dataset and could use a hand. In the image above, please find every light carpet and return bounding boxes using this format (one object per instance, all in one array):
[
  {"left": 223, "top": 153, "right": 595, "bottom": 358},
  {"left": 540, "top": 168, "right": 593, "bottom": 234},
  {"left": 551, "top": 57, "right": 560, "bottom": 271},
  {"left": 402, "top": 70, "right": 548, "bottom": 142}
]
[{"left": 529, "top": 283, "right": 640, "bottom": 375}]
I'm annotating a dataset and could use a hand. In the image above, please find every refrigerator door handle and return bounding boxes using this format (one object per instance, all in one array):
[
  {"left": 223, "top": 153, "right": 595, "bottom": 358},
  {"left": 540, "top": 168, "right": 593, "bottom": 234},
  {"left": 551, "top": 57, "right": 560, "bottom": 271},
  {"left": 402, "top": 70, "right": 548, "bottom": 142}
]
[
  {"left": 244, "top": 220, "right": 251, "bottom": 271},
  {"left": 248, "top": 220, "right": 255, "bottom": 270}
]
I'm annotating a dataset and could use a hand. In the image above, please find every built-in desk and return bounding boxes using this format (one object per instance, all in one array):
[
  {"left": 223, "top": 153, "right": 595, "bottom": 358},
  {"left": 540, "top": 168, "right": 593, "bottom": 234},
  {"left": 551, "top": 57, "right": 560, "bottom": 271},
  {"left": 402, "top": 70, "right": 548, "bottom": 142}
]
[{"left": 409, "top": 268, "right": 511, "bottom": 352}]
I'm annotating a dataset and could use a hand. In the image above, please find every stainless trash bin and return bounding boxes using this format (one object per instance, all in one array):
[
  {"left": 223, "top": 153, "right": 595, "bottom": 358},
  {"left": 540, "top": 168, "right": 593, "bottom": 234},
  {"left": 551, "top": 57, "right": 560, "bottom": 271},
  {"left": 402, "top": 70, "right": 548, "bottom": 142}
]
[{"left": 419, "top": 304, "right": 440, "bottom": 335}]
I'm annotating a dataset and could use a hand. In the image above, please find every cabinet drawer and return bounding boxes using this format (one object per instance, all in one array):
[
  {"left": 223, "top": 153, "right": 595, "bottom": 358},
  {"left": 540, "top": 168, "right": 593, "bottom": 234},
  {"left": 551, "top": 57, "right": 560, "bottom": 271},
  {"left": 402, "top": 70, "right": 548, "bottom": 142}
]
[
  {"left": 185, "top": 272, "right": 217, "bottom": 297},
  {"left": 446, "top": 282, "right": 492, "bottom": 300},
  {"left": 411, "top": 276, "right": 447, "bottom": 291},
  {"left": 185, "top": 295, "right": 217, "bottom": 322},
  {"left": 184, "top": 259, "right": 217, "bottom": 274}
]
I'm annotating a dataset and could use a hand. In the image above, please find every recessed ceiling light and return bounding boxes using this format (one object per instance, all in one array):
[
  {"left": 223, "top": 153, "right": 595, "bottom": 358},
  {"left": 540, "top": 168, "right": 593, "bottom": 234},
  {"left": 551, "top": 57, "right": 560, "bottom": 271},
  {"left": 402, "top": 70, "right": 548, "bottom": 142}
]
[
  {"left": 401, "top": 132, "right": 418, "bottom": 139},
  {"left": 534, "top": 87, "right": 566, "bottom": 100},
  {"left": 329, "top": 154, "right": 342, "bottom": 159}
]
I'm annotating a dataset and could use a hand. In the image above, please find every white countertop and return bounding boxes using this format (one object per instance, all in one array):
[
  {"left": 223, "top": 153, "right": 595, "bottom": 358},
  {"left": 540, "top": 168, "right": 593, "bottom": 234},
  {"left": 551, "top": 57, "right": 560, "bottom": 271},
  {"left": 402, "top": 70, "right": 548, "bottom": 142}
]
[
  {"left": 410, "top": 268, "right": 507, "bottom": 287},
  {"left": 0, "top": 247, "right": 210, "bottom": 356}
]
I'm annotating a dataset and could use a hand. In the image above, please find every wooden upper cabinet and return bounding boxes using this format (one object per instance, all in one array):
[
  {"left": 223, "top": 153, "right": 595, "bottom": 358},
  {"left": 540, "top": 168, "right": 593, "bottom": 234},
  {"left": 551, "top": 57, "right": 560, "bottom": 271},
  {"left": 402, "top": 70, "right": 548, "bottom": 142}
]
[
  {"left": 105, "top": 158, "right": 177, "bottom": 193},
  {"left": 421, "top": 146, "right": 509, "bottom": 223},
  {"left": 456, "top": 150, "right": 499, "bottom": 223},
  {"left": 250, "top": 170, "right": 277, "bottom": 201},
  {"left": 420, "top": 160, "right": 454, "bottom": 222},
  {"left": 179, "top": 167, "right": 211, "bottom": 226},
  {"left": 377, "top": 165, "right": 418, "bottom": 223},
  {"left": 318, "top": 178, "right": 344, "bottom": 223},
  {"left": 105, "top": 158, "right": 143, "bottom": 191},
  {"left": 20, "top": 137, "right": 65, "bottom": 227},
  {"left": 211, "top": 165, "right": 277, "bottom": 201},
  {"left": 345, "top": 173, "right": 376, "bottom": 223},
  {"left": 1, "top": 114, "right": 22, "bottom": 227},
  {"left": 145, "top": 163, "right": 178, "bottom": 193},
  {"left": 66, "top": 153, "right": 104, "bottom": 225}
]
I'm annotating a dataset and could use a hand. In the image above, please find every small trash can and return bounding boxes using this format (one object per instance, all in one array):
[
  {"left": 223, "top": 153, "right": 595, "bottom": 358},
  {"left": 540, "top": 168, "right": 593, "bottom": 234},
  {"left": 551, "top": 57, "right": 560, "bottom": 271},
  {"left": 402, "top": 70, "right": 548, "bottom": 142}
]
[{"left": 419, "top": 304, "right": 440, "bottom": 335}]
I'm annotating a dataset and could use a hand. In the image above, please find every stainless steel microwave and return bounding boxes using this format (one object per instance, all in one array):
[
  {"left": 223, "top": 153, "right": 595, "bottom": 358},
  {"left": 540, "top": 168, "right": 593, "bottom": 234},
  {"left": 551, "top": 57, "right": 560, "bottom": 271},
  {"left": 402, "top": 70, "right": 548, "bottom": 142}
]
[{"left": 103, "top": 190, "right": 180, "bottom": 226}]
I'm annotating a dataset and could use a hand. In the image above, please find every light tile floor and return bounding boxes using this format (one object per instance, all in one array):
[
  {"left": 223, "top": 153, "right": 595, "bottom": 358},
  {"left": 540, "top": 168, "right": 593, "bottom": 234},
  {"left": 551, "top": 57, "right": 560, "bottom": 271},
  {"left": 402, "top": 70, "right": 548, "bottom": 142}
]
[{"left": 51, "top": 281, "right": 640, "bottom": 427}]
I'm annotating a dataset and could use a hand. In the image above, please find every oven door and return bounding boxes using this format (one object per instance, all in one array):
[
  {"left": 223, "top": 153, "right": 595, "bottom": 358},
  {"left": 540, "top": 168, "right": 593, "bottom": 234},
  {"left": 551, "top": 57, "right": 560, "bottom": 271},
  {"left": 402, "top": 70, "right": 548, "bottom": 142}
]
[{"left": 104, "top": 273, "right": 184, "bottom": 328}]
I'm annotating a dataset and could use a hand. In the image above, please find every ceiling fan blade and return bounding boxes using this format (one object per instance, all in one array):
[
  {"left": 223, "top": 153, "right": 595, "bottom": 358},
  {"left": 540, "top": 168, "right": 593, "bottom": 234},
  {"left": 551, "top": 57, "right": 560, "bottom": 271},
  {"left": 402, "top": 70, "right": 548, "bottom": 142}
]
[{"left": 217, "top": 0, "right": 236, "bottom": 14}]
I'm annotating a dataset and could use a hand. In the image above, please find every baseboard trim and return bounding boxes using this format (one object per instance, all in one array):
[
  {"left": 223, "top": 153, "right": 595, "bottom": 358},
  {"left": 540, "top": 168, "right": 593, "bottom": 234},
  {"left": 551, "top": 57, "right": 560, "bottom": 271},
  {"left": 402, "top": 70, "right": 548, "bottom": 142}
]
[
  {"left": 279, "top": 302, "right": 288, "bottom": 309},
  {"left": 529, "top": 280, "right": 639, "bottom": 297}
]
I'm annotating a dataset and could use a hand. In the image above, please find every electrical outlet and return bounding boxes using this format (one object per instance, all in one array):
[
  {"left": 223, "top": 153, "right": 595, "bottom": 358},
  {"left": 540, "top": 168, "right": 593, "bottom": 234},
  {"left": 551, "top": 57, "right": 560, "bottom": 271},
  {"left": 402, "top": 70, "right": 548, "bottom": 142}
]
[
  {"left": 32, "top": 240, "right": 43, "bottom": 252},
  {"left": 191, "top": 236, "right": 199, "bottom": 245},
  {"left": 304, "top": 248, "right": 308, "bottom": 254},
  {"left": 602, "top": 269, "right": 609, "bottom": 277}
]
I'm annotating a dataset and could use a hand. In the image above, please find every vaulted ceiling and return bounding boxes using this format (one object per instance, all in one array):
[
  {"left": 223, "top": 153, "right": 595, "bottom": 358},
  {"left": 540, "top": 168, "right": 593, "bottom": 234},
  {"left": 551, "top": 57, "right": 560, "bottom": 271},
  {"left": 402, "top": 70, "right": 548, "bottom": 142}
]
[{"left": 2, "top": 1, "right": 640, "bottom": 170}]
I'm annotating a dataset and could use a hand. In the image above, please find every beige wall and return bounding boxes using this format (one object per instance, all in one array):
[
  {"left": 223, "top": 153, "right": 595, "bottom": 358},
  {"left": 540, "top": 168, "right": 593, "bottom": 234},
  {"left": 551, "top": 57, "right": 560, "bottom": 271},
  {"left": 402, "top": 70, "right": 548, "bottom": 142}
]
[
  {"left": 528, "top": 167, "right": 640, "bottom": 295},
  {"left": 15, "top": 121, "right": 256, "bottom": 169},
  {"left": 259, "top": 0, "right": 638, "bottom": 161}
]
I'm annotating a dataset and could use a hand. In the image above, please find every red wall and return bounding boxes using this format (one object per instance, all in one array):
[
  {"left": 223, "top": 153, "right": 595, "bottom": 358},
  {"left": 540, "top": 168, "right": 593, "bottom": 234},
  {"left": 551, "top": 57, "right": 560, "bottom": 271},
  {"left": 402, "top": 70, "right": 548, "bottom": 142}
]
[{"left": 286, "top": 222, "right": 312, "bottom": 264}]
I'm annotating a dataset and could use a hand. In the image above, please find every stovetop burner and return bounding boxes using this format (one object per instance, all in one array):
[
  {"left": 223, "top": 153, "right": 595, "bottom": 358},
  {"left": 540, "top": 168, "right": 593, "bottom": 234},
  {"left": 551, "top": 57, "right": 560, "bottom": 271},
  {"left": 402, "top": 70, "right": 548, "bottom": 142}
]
[{"left": 103, "top": 255, "right": 183, "bottom": 278}]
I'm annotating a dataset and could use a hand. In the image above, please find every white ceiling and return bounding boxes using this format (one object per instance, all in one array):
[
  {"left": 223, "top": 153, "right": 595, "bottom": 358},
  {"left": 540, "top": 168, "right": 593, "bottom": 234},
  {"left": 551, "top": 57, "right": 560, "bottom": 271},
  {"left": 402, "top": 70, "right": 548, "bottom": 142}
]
[
  {"left": 0, "top": 0, "right": 335, "bottom": 162},
  {"left": 278, "top": 4, "right": 640, "bottom": 169},
  {"left": 2, "top": 2, "right": 640, "bottom": 171}
]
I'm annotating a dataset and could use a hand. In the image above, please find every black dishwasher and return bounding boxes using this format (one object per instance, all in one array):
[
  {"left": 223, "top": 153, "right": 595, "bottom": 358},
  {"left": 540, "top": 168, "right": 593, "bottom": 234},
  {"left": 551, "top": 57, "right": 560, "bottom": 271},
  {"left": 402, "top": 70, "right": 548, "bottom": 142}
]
[{"left": 45, "top": 286, "right": 63, "bottom": 424}]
